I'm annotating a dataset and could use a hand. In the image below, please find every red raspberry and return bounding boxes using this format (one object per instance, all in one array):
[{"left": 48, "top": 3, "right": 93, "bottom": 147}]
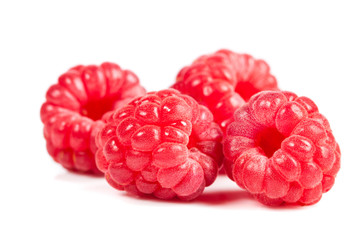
[
  {"left": 172, "top": 49, "right": 278, "bottom": 130},
  {"left": 40, "top": 62, "right": 146, "bottom": 174},
  {"left": 223, "top": 91, "right": 340, "bottom": 206},
  {"left": 95, "top": 89, "right": 223, "bottom": 200}
]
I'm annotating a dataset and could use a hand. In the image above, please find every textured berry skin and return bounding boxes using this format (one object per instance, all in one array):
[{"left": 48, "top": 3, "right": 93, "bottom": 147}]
[
  {"left": 95, "top": 89, "right": 223, "bottom": 200},
  {"left": 40, "top": 62, "right": 146, "bottom": 174},
  {"left": 172, "top": 49, "right": 278, "bottom": 130},
  {"left": 223, "top": 90, "right": 340, "bottom": 206}
]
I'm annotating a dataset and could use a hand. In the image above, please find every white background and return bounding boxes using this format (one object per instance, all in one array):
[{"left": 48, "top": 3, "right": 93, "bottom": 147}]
[{"left": 1, "top": 1, "right": 359, "bottom": 239}]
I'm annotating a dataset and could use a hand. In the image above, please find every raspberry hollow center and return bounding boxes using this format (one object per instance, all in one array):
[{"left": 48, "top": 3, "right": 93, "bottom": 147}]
[
  {"left": 235, "top": 81, "right": 258, "bottom": 102},
  {"left": 256, "top": 128, "right": 285, "bottom": 158},
  {"left": 81, "top": 96, "right": 118, "bottom": 121}
]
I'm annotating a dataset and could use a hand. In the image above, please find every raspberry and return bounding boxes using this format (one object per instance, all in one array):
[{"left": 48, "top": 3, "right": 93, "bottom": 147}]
[
  {"left": 95, "top": 89, "right": 223, "bottom": 200},
  {"left": 172, "top": 49, "right": 278, "bottom": 130},
  {"left": 40, "top": 62, "right": 146, "bottom": 174},
  {"left": 223, "top": 90, "right": 340, "bottom": 206}
]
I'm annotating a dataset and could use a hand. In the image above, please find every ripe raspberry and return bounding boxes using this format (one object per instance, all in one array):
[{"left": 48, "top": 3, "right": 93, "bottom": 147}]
[
  {"left": 223, "top": 90, "right": 340, "bottom": 206},
  {"left": 172, "top": 49, "right": 278, "bottom": 130},
  {"left": 95, "top": 89, "right": 223, "bottom": 200},
  {"left": 40, "top": 62, "right": 146, "bottom": 174}
]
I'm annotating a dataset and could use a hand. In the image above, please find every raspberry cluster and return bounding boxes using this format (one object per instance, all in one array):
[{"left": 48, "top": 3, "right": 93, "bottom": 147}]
[
  {"left": 95, "top": 89, "right": 223, "bottom": 200},
  {"left": 223, "top": 91, "right": 340, "bottom": 205},
  {"left": 172, "top": 49, "right": 278, "bottom": 130},
  {"left": 40, "top": 62, "right": 146, "bottom": 173},
  {"left": 41, "top": 51, "right": 340, "bottom": 205}
]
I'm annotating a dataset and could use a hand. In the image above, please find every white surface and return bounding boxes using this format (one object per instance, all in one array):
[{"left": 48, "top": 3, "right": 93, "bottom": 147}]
[{"left": 1, "top": 1, "right": 359, "bottom": 239}]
